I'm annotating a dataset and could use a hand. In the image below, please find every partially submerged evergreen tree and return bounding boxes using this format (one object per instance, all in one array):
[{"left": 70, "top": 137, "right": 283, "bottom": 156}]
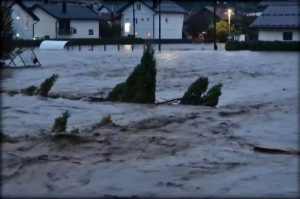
[
  {"left": 21, "top": 74, "right": 58, "bottom": 97},
  {"left": 20, "top": 85, "right": 38, "bottom": 96},
  {"left": 52, "top": 110, "right": 70, "bottom": 133},
  {"left": 107, "top": 44, "right": 156, "bottom": 104},
  {"left": 36, "top": 74, "right": 59, "bottom": 97},
  {"left": 180, "top": 76, "right": 222, "bottom": 107}
]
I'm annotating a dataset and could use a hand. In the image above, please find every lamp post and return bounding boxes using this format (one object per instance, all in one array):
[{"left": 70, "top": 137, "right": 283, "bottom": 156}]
[
  {"left": 158, "top": 0, "right": 161, "bottom": 52},
  {"left": 213, "top": 0, "right": 217, "bottom": 50},
  {"left": 225, "top": 8, "right": 234, "bottom": 36}
]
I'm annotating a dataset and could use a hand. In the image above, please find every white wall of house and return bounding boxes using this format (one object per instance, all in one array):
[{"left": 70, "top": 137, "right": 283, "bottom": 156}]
[
  {"left": 154, "top": 13, "right": 184, "bottom": 39},
  {"left": 258, "top": 29, "right": 300, "bottom": 41},
  {"left": 121, "top": 2, "right": 154, "bottom": 38},
  {"left": 11, "top": 4, "right": 37, "bottom": 39},
  {"left": 121, "top": 2, "right": 184, "bottom": 39},
  {"left": 59, "top": 20, "right": 99, "bottom": 39},
  {"left": 32, "top": 8, "right": 57, "bottom": 39},
  {"left": 33, "top": 8, "right": 99, "bottom": 39}
]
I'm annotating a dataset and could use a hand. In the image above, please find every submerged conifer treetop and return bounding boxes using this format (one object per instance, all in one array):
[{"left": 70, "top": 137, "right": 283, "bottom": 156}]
[{"left": 107, "top": 44, "right": 156, "bottom": 104}]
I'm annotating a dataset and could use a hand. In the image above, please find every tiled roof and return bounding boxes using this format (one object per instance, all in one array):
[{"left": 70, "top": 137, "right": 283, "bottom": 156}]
[
  {"left": 151, "top": 0, "right": 187, "bottom": 14},
  {"left": 118, "top": 0, "right": 187, "bottom": 14},
  {"left": 32, "top": 2, "right": 99, "bottom": 20},
  {"left": 250, "top": 4, "right": 300, "bottom": 28},
  {"left": 258, "top": 0, "right": 300, "bottom": 7}
]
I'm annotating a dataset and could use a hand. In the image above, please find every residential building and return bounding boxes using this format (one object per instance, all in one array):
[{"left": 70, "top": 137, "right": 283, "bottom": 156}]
[
  {"left": 11, "top": 1, "right": 39, "bottom": 39},
  {"left": 250, "top": 1, "right": 300, "bottom": 41},
  {"left": 118, "top": 0, "right": 187, "bottom": 39},
  {"left": 31, "top": 1, "right": 100, "bottom": 39}
]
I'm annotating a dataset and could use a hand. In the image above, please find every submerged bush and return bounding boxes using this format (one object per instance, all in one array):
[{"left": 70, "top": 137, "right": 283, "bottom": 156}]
[
  {"left": 107, "top": 44, "right": 156, "bottom": 104},
  {"left": 201, "top": 83, "right": 222, "bottom": 107},
  {"left": 36, "top": 74, "right": 58, "bottom": 97},
  {"left": 52, "top": 110, "right": 70, "bottom": 133},
  {"left": 180, "top": 76, "right": 222, "bottom": 107},
  {"left": 99, "top": 115, "right": 113, "bottom": 126},
  {"left": 20, "top": 85, "right": 38, "bottom": 96}
]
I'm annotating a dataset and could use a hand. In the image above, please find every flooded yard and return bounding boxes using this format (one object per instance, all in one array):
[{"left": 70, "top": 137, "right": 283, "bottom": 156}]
[{"left": 1, "top": 44, "right": 299, "bottom": 198}]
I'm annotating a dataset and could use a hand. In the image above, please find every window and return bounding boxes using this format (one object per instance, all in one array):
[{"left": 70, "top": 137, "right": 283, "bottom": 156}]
[
  {"left": 165, "top": 18, "right": 168, "bottom": 23},
  {"left": 89, "top": 29, "right": 94, "bottom": 35},
  {"left": 125, "top": 18, "right": 129, "bottom": 22},
  {"left": 25, "top": 15, "right": 30, "bottom": 30},
  {"left": 135, "top": 18, "right": 138, "bottom": 24},
  {"left": 124, "top": 22, "right": 130, "bottom": 33},
  {"left": 147, "top": 32, "right": 152, "bottom": 38},
  {"left": 72, "top": 28, "right": 77, "bottom": 34},
  {"left": 16, "top": 10, "right": 20, "bottom": 20},
  {"left": 147, "top": 17, "right": 150, "bottom": 21},
  {"left": 283, "top": 32, "right": 293, "bottom": 40},
  {"left": 136, "top": 3, "right": 141, "bottom": 10},
  {"left": 141, "top": 18, "right": 144, "bottom": 21}
]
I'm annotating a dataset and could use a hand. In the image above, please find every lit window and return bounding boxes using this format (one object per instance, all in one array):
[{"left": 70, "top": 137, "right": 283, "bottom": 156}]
[
  {"left": 124, "top": 22, "right": 130, "bottom": 33},
  {"left": 16, "top": 33, "right": 20, "bottom": 38},
  {"left": 16, "top": 16, "right": 20, "bottom": 20},
  {"left": 147, "top": 32, "right": 152, "bottom": 38}
]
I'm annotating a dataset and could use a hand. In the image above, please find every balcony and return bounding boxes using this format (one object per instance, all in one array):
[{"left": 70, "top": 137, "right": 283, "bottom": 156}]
[{"left": 58, "top": 28, "right": 71, "bottom": 35}]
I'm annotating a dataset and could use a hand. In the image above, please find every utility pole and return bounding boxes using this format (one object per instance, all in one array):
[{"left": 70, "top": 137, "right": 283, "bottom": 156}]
[
  {"left": 158, "top": 0, "right": 161, "bottom": 52},
  {"left": 132, "top": 0, "right": 135, "bottom": 38},
  {"left": 213, "top": 0, "right": 218, "bottom": 50}
]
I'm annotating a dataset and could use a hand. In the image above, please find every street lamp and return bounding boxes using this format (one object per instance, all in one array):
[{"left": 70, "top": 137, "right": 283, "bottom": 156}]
[{"left": 225, "top": 8, "right": 234, "bottom": 36}]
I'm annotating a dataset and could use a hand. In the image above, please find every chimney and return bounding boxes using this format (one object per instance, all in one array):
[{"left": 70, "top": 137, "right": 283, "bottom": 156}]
[{"left": 62, "top": 0, "right": 67, "bottom": 14}]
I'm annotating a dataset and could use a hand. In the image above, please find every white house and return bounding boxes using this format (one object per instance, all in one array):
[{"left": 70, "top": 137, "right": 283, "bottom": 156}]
[
  {"left": 31, "top": 2, "right": 100, "bottom": 39},
  {"left": 11, "top": 1, "right": 39, "bottom": 39},
  {"left": 118, "top": 0, "right": 187, "bottom": 39},
  {"left": 250, "top": 1, "right": 300, "bottom": 41}
]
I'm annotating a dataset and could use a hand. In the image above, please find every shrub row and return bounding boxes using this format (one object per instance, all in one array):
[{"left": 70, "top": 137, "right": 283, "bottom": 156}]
[
  {"left": 225, "top": 40, "right": 300, "bottom": 51},
  {"left": 12, "top": 38, "right": 195, "bottom": 48}
]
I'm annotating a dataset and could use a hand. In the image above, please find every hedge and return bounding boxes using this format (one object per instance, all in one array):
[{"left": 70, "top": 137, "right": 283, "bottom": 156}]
[
  {"left": 225, "top": 40, "right": 300, "bottom": 51},
  {"left": 12, "top": 38, "right": 195, "bottom": 48}
]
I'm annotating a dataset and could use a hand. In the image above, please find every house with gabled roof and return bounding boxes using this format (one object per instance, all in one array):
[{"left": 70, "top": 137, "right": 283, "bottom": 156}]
[
  {"left": 118, "top": 0, "right": 187, "bottom": 39},
  {"left": 250, "top": 1, "right": 300, "bottom": 41},
  {"left": 31, "top": 1, "right": 100, "bottom": 39},
  {"left": 11, "top": 0, "right": 40, "bottom": 39}
]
